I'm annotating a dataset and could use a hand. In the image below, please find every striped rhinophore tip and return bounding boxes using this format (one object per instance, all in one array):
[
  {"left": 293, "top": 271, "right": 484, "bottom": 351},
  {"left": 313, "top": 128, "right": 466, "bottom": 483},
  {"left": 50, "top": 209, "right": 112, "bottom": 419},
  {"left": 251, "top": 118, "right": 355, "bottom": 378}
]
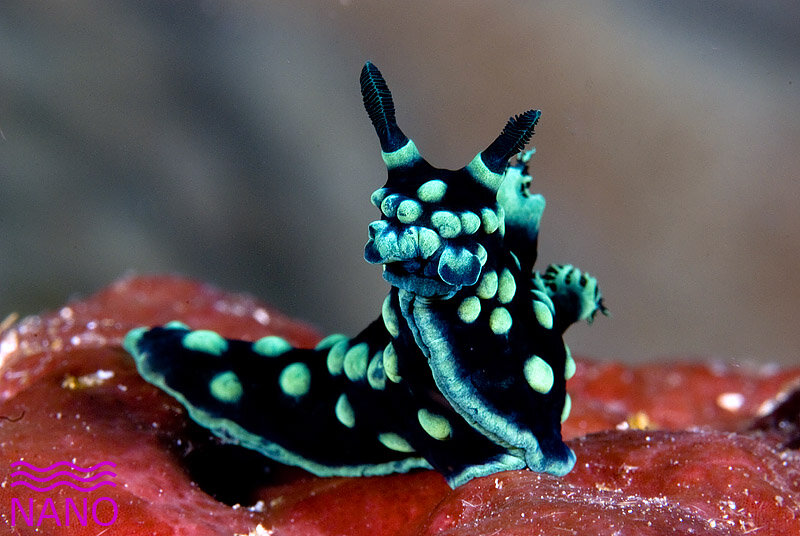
[
  {"left": 480, "top": 110, "right": 541, "bottom": 175},
  {"left": 360, "top": 62, "right": 409, "bottom": 153}
]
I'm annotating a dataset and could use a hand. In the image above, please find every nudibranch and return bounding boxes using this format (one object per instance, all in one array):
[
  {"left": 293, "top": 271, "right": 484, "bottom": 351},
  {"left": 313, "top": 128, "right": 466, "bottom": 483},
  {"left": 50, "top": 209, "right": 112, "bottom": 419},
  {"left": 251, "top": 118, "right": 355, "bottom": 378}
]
[{"left": 124, "top": 62, "right": 606, "bottom": 488}]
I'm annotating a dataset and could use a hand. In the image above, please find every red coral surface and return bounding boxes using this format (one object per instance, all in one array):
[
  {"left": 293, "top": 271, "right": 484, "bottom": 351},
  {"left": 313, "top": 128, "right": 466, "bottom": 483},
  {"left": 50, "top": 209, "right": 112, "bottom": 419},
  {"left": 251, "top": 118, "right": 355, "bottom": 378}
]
[{"left": 1, "top": 276, "right": 798, "bottom": 535}]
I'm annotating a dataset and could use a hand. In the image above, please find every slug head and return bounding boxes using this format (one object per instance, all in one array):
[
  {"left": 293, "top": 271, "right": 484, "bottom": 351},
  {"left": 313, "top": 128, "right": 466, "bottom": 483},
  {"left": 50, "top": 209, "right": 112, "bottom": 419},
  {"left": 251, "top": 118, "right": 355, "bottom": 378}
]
[{"left": 360, "top": 62, "right": 541, "bottom": 298}]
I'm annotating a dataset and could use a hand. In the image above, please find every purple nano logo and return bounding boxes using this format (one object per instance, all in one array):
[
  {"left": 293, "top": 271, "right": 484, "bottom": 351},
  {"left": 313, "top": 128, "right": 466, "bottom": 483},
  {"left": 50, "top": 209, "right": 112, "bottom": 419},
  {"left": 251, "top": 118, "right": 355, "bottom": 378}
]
[{"left": 10, "top": 460, "right": 119, "bottom": 528}]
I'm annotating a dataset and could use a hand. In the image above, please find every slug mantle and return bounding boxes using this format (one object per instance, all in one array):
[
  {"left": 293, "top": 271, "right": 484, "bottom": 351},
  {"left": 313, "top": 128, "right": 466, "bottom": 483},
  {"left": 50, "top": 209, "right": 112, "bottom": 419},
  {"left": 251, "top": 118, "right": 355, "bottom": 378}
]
[{"left": 124, "top": 62, "right": 606, "bottom": 487}]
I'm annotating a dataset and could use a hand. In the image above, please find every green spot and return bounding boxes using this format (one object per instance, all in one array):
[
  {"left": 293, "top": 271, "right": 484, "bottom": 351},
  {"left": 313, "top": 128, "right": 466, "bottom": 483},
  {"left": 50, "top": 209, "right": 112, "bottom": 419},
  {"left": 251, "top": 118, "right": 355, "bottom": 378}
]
[
  {"left": 380, "top": 194, "right": 402, "bottom": 218},
  {"left": 497, "top": 268, "right": 517, "bottom": 304},
  {"left": 326, "top": 340, "right": 348, "bottom": 376},
  {"left": 489, "top": 307, "right": 512, "bottom": 335},
  {"left": 383, "top": 343, "right": 401, "bottom": 383},
  {"left": 315, "top": 333, "right": 348, "bottom": 350},
  {"left": 370, "top": 188, "right": 389, "bottom": 208},
  {"left": 417, "top": 179, "right": 447, "bottom": 203},
  {"left": 279, "top": 362, "right": 311, "bottom": 398},
  {"left": 209, "top": 371, "right": 243, "bottom": 403},
  {"left": 531, "top": 290, "right": 554, "bottom": 315},
  {"left": 418, "top": 227, "right": 442, "bottom": 259},
  {"left": 182, "top": 330, "right": 228, "bottom": 356},
  {"left": 417, "top": 409, "right": 452, "bottom": 440},
  {"left": 382, "top": 295, "right": 400, "bottom": 337},
  {"left": 252, "top": 336, "right": 292, "bottom": 357},
  {"left": 396, "top": 228, "right": 418, "bottom": 258},
  {"left": 381, "top": 139, "right": 421, "bottom": 169},
  {"left": 397, "top": 199, "right": 423, "bottom": 224},
  {"left": 344, "top": 343, "right": 369, "bottom": 382},
  {"left": 497, "top": 206, "right": 506, "bottom": 237},
  {"left": 164, "top": 320, "right": 190, "bottom": 330},
  {"left": 367, "top": 351, "right": 386, "bottom": 390},
  {"left": 480, "top": 208, "right": 499, "bottom": 234},
  {"left": 431, "top": 211, "right": 461, "bottom": 238},
  {"left": 475, "top": 244, "right": 488, "bottom": 266},
  {"left": 335, "top": 393, "right": 356, "bottom": 428},
  {"left": 457, "top": 296, "right": 481, "bottom": 323},
  {"left": 564, "top": 345, "right": 576, "bottom": 380},
  {"left": 466, "top": 153, "right": 503, "bottom": 191},
  {"left": 561, "top": 393, "right": 572, "bottom": 423},
  {"left": 437, "top": 247, "right": 481, "bottom": 287},
  {"left": 378, "top": 432, "right": 415, "bottom": 453},
  {"left": 524, "top": 355, "right": 554, "bottom": 394},
  {"left": 459, "top": 211, "right": 481, "bottom": 235},
  {"left": 533, "top": 300, "right": 554, "bottom": 330},
  {"left": 477, "top": 271, "right": 498, "bottom": 300}
]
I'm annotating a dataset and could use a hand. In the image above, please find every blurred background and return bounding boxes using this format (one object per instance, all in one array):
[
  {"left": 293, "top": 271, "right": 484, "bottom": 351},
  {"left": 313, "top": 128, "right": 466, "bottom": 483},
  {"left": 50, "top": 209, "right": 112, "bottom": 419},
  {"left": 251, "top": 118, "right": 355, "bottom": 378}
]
[{"left": 1, "top": 1, "right": 798, "bottom": 364}]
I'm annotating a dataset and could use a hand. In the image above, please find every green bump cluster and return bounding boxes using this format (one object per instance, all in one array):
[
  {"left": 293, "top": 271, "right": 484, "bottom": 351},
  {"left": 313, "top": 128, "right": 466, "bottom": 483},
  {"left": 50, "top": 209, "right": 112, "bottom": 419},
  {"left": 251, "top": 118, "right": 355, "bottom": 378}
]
[
  {"left": 182, "top": 330, "right": 228, "bottom": 356},
  {"left": 209, "top": 370, "right": 244, "bottom": 403},
  {"left": 279, "top": 362, "right": 311, "bottom": 398}
]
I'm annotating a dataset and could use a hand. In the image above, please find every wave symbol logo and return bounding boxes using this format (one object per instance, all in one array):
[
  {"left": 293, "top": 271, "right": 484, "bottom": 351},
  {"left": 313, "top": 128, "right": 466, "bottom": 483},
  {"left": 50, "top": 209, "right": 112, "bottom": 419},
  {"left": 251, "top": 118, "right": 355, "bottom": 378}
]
[{"left": 9, "top": 461, "right": 117, "bottom": 493}]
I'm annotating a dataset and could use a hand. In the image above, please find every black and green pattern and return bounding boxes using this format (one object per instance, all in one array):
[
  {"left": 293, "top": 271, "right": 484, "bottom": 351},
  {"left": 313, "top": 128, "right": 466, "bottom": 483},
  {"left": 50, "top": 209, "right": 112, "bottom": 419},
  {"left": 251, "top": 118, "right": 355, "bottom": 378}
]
[{"left": 124, "top": 62, "right": 606, "bottom": 488}]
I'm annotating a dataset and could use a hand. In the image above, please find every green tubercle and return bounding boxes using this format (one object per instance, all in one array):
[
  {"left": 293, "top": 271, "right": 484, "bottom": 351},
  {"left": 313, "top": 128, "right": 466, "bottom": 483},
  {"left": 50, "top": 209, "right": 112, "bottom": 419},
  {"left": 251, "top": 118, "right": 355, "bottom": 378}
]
[
  {"left": 315, "top": 333, "right": 348, "bottom": 350},
  {"left": 457, "top": 296, "right": 481, "bottom": 324},
  {"left": 489, "top": 307, "right": 512, "bottom": 335},
  {"left": 253, "top": 336, "right": 292, "bottom": 357},
  {"left": 564, "top": 345, "right": 576, "bottom": 380},
  {"left": 344, "top": 342, "right": 369, "bottom": 382},
  {"left": 383, "top": 343, "right": 401, "bottom": 383},
  {"left": 279, "top": 362, "right": 311, "bottom": 398},
  {"left": 476, "top": 271, "right": 498, "bottom": 300},
  {"left": 431, "top": 211, "right": 462, "bottom": 238},
  {"left": 209, "top": 371, "right": 244, "bottom": 403},
  {"left": 560, "top": 394, "right": 572, "bottom": 423},
  {"left": 417, "top": 409, "right": 452, "bottom": 440},
  {"left": 416, "top": 179, "right": 447, "bottom": 203},
  {"left": 182, "top": 330, "right": 228, "bottom": 356},
  {"left": 523, "top": 355, "right": 554, "bottom": 394},
  {"left": 533, "top": 300, "right": 554, "bottom": 330},
  {"left": 367, "top": 351, "right": 386, "bottom": 390},
  {"left": 335, "top": 393, "right": 356, "bottom": 428},
  {"left": 326, "top": 339, "right": 348, "bottom": 376},
  {"left": 497, "top": 268, "right": 517, "bottom": 304},
  {"left": 378, "top": 432, "right": 415, "bottom": 453}
]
